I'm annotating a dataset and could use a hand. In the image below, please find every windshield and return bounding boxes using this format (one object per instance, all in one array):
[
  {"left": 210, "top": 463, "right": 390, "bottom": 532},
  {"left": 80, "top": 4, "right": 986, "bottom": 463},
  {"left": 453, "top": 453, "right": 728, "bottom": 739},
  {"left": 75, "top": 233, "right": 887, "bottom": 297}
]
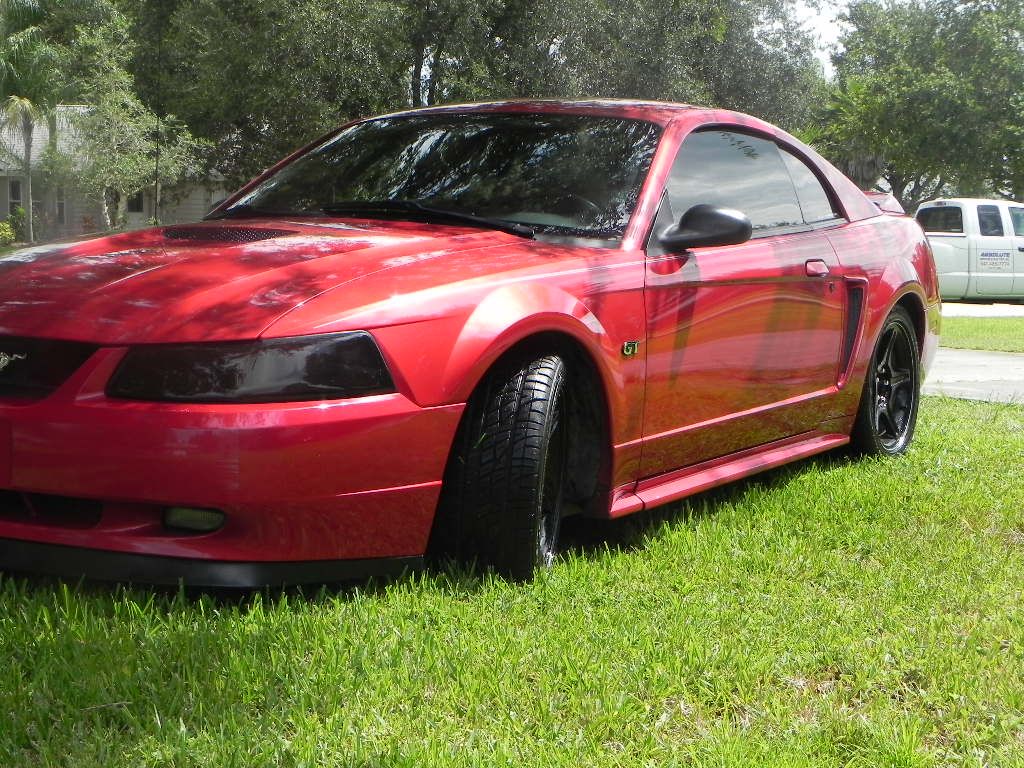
[{"left": 224, "top": 113, "right": 662, "bottom": 239}]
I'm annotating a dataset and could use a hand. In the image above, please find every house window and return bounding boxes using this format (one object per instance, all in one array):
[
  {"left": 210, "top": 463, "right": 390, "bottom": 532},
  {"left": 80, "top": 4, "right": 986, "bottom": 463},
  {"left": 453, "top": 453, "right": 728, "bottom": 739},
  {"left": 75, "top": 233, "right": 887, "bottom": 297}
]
[
  {"left": 9, "top": 179, "right": 22, "bottom": 216},
  {"left": 126, "top": 191, "right": 144, "bottom": 214},
  {"left": 56, "top": 186, "right": 66, "bottom": 225}
]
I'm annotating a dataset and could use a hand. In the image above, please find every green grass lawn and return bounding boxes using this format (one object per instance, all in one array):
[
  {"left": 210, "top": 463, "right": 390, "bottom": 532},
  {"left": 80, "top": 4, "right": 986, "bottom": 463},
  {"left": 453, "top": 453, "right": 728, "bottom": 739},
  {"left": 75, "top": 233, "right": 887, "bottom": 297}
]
[
  {"left": 941, "top": 316, "right": 1024, "bottom": 353},
  {"left": 2, "top": 397, "right": 1024, "bottom": 766}
]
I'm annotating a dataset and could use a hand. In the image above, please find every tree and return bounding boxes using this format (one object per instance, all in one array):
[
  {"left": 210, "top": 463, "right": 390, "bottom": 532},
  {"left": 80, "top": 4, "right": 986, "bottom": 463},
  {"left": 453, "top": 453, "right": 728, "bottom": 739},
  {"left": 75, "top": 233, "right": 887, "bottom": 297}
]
[
  {"left": 811, "top": 0, "right": 1024, "bottom": 210},
  {"left": 121, "top": 0, "right": 824, "bottom": 187},
  {"left": 55, "top": 9, "right": 202, "bottom": 228},
  {"left": 407, "top": 0, "right": 823, "bottom": 131},
  {"left": 0, "top": 0, "right": 60, "bottom": 241},
  {"left": 124, "top": 0, "right": 409, "bottom": 186},
  {"left": 68, "top": 87, "right": 199, "bottom": 228},
  {"left": 0, "top": 0, "right": 117, "bottom": 240}
]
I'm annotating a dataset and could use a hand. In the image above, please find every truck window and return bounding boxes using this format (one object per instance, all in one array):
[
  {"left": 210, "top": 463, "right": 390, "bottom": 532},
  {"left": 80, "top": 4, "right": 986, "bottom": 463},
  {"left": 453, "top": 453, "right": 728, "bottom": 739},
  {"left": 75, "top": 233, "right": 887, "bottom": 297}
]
[
  {"left": 1010, "top": 207, "right": 1024, "bottom": 236},
  {"left": 916, "top": 206, "right": 963, "bottom": 233},
  {"left": 978, "top": 205, "right": 1004, "bottom": 236}
]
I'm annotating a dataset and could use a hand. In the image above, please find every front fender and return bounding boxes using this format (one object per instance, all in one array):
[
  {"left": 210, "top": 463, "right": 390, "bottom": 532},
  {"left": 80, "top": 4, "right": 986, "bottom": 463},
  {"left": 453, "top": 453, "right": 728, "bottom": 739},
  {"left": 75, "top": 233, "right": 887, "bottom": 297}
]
[
  {"left": 443, "top": 283, "right": 617, "bottom": 401},
  {"left": 370, "top": 279, "right": 647, "bottom": 455},
  {"left": 373, "top": 283, "right": 619, "bottom": 406}
]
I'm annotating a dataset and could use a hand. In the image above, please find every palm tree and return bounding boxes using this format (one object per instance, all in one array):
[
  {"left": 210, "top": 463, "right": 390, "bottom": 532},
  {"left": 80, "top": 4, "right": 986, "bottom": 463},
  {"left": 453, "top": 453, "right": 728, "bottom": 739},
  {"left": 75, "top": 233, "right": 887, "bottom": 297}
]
[{"left": 0, "top": 0, "right": 57, "bottom": 242}]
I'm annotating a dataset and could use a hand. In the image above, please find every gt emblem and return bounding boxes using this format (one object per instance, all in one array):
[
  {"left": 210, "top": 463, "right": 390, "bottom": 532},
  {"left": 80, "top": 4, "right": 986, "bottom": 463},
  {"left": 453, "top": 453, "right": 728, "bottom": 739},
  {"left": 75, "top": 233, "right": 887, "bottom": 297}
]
[
  {"left": 0, "top": 352, "right": 27, "bottom": 372},
  {"left": 621, "top": 341, "right": 639, "bottom": 357}
]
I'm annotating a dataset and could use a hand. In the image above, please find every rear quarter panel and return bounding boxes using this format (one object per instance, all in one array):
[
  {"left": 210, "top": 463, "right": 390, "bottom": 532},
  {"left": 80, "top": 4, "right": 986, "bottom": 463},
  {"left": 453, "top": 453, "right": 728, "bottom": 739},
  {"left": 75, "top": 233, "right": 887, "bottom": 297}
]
[{"left": 827, "top": 214, "right": 940, "bottom": 417}]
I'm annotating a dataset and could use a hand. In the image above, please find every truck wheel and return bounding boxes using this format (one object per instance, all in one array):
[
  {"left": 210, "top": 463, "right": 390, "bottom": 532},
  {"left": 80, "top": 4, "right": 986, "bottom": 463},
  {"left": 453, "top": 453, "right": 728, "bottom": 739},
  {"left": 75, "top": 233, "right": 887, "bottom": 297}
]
[
  {"left": 432, "top": 354, "right": 568, "bottom": 580},
  {"left": 851, "top": 306, "right": 921, "bottom": 455}
]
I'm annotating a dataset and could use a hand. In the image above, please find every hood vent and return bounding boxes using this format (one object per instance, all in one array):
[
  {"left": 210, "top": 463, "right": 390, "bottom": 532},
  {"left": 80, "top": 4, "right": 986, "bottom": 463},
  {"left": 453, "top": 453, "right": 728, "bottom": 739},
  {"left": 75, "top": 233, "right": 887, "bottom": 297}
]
[{"left": 163, "top": 226, "right": 296, "bottom": 244}]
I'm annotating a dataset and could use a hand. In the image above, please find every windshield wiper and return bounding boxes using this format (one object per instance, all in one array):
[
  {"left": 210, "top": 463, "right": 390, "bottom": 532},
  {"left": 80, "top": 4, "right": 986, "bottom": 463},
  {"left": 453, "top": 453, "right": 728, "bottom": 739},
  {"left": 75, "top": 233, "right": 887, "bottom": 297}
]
[
  {"left": 205, "top": 204, "right": 324, "bottom": 221},
  {"left": 321, "top": 200, "right": 535, "bottom": 239}
]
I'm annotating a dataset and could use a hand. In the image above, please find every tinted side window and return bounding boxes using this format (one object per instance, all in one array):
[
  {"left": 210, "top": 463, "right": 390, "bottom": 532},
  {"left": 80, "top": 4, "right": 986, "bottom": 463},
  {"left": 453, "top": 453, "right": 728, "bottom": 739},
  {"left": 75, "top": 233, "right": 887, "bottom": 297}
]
[
  {"left": 916, "top": 206, "right": 963, "bottom": 233},
  {"left": 667, "top": 131, "right": 802, "bottom": 231},
  {"left": 1009, "top": 207, "right": 1024, "bottom": 236},
  {"left": 779, "top": 150, "right": 840, "bottom": 223},
  {"left": 978, "top": 205, "right": 1004, "bottom": 236}
]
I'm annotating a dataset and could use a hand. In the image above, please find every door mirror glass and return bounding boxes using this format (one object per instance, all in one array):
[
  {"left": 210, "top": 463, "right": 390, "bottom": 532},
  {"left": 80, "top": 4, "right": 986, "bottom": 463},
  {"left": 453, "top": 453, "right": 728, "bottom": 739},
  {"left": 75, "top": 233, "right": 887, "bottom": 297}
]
[{"left": 658, "top": 204, "right": 752, "bottom": 253}]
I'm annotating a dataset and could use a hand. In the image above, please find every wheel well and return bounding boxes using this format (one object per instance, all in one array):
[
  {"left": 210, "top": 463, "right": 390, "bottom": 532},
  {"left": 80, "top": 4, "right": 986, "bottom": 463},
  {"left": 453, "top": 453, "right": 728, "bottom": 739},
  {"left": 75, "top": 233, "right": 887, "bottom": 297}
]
[
  {"left": 894, "top": 292, "right": 926, "bottom": 352},
  {"left": 460, "top": 332, "right": 611, "bottom": 518}
]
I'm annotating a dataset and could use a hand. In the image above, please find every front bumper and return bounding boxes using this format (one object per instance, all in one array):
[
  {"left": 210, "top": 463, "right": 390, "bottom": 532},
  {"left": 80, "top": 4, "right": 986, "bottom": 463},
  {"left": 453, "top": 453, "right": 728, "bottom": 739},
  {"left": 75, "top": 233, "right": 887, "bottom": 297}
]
[
  {"left": 0, "top": 539, "right": 423, "bottom": 587},
  {"left": 0, "top": 347, "right": 463, "bottom": 583}
]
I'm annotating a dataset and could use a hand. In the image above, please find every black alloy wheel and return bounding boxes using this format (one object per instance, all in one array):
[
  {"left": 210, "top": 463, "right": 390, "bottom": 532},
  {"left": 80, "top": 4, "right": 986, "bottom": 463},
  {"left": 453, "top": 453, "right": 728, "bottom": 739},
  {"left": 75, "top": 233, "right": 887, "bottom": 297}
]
[{"left": 851, "top": 306, "right": 921, "bottom": 455}]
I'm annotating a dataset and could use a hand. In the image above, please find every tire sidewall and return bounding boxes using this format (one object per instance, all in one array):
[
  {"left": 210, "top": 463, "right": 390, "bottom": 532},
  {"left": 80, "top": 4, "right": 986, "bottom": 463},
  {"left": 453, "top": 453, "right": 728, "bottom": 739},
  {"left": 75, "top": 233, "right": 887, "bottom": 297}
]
[{"left": 531, "top": 359, "right": 567, "bottom": 570}]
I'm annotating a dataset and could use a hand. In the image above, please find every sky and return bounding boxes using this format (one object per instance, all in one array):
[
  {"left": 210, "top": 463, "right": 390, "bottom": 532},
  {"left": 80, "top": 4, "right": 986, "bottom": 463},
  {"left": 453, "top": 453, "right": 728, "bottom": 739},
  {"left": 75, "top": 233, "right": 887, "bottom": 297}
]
[{"left": 793, "top": 0, "right": 847, "bottom": 77}]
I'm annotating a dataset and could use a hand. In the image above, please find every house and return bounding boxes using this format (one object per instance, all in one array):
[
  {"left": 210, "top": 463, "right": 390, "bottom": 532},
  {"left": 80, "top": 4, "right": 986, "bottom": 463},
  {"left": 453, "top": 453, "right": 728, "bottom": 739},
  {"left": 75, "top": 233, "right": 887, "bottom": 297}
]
[
  {"left": 0, "top": 106, "right": 104, "bottom": 240},
  {"left": 0, "top": 105, "right": 230, "bottom": 241},
  {"left": 122, "top": 180, "right": 232, "bottom": 231}
]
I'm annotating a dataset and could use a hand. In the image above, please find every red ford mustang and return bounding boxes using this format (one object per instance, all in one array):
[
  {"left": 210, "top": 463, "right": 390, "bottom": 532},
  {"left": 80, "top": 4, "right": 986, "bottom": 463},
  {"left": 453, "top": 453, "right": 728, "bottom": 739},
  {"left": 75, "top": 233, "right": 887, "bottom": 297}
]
[{"left": 0, "top": 100, "right": 939, "bottom": 585}]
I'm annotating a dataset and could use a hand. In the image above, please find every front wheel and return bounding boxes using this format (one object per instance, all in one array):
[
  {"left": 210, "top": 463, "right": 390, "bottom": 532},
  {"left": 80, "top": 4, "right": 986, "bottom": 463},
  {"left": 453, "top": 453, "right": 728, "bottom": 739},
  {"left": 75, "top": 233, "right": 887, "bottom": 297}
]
[
  {"left": 431, "top": 354, "right": 569, "bottom": 580},
  {"left": 850, "top": 306, "right": 921, "bottom": 455}
]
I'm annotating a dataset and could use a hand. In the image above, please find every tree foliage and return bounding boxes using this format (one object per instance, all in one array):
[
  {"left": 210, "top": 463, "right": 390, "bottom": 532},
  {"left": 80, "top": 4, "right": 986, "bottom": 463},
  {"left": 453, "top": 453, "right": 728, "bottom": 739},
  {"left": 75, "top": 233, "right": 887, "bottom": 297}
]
[
  {"left": 119, "top": 0, "right": 824, "bottom": 186},
  {"left": 19, "top": 2, "right": 203, "bottom": 228},
  {"left": 4, "top": 0, "right": 826, "bottom": 221},
  {"left": 811, "top": 0, "right": 1024, "bottom": 209},
  {"left": 0, "top": 0, "right": 64, "bottom": 240}
]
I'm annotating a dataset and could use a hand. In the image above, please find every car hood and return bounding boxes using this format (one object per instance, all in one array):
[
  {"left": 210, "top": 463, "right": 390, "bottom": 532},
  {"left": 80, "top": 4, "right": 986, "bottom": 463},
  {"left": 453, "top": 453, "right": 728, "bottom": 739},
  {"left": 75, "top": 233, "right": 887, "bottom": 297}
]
[{"left": 0, "top": 219, "right": 525, "bottom": 344}]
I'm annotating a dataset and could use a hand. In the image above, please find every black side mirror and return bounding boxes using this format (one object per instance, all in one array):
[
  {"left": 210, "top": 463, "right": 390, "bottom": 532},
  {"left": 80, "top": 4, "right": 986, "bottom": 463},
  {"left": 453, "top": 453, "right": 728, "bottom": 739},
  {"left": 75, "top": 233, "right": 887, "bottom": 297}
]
[{"left": 658, "top": 204, "right": 752, "bottom": 253}]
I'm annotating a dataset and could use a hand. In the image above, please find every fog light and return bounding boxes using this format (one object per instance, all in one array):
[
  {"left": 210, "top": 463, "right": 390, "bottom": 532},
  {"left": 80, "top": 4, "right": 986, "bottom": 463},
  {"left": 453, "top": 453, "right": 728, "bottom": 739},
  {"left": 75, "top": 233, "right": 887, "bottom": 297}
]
[{"left": 163, "top": 507, "right": 224, "bottom": 533}]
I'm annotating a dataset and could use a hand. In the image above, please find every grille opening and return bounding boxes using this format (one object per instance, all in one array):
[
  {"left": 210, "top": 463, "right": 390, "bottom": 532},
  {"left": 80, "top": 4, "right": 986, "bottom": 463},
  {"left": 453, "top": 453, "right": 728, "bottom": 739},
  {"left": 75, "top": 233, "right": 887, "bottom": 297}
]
[
  {"left": 0, "top": 490, "right": 21, "bottom": 515},
  {"left": 0, "top": 337, "right": 98, "bottom": 400},
  {"left": 0, "top": 491, "right": 102, "bottom": 528}
]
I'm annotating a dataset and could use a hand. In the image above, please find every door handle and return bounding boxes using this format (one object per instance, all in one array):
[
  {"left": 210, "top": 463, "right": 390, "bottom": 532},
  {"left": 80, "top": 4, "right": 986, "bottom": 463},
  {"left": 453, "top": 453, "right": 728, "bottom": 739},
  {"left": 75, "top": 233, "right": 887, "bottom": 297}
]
[{"left": 805, "top": 259, "right": 830, "bottom": 277}]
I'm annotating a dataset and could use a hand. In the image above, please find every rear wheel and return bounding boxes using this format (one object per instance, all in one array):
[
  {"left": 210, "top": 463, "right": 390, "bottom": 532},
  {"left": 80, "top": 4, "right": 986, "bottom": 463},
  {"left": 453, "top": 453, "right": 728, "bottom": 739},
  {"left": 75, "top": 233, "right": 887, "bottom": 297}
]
[
  {"left": 431, "top": 354, "right": 569, "bottom": 580},
  {"left": 851, "top": 306, "right": 921, "bottom": 455}
]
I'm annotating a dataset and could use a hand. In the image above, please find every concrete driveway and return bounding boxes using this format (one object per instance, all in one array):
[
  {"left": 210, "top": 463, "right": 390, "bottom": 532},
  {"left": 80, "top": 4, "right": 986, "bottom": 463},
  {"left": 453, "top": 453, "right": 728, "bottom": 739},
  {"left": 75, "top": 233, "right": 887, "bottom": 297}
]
[
  {"left": 924, "top": 348, "right": 1024, "bottom": 403},
  {"left": 942, "top": 302, "right": 1024, "bottom": 317}
]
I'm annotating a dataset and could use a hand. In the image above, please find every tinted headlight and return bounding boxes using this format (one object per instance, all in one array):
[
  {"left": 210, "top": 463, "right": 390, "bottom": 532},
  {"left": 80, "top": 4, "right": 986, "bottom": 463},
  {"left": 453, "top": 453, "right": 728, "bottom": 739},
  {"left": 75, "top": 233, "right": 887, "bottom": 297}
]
[{"left": 107, "top": 332, "right": 395, "bottom": 403}]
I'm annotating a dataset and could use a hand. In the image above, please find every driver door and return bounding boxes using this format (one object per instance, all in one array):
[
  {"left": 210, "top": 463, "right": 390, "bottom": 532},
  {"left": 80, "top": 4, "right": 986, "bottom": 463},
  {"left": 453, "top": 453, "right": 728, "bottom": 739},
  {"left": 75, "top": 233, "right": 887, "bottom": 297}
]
[{"left": 641, "top": 129, "right": 847, "bottom": 477}]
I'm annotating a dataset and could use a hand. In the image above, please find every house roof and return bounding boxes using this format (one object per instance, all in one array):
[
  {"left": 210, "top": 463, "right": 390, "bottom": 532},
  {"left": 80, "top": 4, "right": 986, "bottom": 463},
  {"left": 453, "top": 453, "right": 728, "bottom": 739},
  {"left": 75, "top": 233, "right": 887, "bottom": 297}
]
[{"left": 0, "top": 105, "right": 88, "bottom": 173}]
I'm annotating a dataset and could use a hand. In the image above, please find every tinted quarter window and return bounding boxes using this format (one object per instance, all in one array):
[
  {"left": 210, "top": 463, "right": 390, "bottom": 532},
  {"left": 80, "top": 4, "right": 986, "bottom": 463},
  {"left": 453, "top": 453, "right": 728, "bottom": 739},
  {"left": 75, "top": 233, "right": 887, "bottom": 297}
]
[
  {"left": 916, "top": 206, "right": 963, "bottom": 233},
  {"left": 667, "top": 131, "right": 802, "bottom": 231},
  {"left": 978, "top": 205, "right": 1004, "bottom": 236},
  {"left": 780, "top": 149, "right": 840, "bottom": 223},
  {"left": 1009, "top": 207, "right": 1024, "bottom": 236}
]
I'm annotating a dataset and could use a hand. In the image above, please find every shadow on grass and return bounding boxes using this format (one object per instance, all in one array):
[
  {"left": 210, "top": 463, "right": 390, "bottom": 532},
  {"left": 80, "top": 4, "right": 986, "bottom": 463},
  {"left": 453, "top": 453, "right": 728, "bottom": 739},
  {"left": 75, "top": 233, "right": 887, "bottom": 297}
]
[
  {"left": 559, "top": 445, "right": 858, "bottom": 558},
  {"left": 0, "top": 447, "right": 859, "bottom": 607}
]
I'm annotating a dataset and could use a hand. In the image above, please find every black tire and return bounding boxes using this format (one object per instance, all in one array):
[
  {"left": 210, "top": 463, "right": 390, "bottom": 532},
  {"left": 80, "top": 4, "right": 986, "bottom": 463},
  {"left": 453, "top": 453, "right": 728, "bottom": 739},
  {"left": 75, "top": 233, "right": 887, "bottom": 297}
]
[
  {"left": 430, "top": 354, "right": 569, "bottom": 580},
  {"left": 850, "top": 306, "right": 921, "bottom": 455}
]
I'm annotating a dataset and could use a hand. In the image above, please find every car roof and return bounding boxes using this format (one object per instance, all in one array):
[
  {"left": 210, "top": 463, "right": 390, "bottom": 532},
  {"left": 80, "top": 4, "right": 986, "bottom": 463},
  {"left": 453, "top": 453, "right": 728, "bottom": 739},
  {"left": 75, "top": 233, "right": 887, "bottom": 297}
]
[{"left": 363, "top": 99, "right": 699, "bottom": 126}]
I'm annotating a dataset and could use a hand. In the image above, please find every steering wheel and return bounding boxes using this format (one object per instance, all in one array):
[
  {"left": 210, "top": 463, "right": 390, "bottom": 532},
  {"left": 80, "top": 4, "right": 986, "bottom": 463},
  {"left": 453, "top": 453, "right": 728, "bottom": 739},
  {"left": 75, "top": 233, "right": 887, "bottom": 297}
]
[{"left": 553, "top": 192, "right": 603, "bottom": 219}]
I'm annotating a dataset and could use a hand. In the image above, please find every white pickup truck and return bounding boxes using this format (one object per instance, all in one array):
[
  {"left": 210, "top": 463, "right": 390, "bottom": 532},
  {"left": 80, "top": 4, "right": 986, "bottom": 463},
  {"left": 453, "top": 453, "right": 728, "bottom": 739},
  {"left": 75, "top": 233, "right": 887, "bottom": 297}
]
[{"left": 915, "top": 197, "right": 1024, "bottom": 301}]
